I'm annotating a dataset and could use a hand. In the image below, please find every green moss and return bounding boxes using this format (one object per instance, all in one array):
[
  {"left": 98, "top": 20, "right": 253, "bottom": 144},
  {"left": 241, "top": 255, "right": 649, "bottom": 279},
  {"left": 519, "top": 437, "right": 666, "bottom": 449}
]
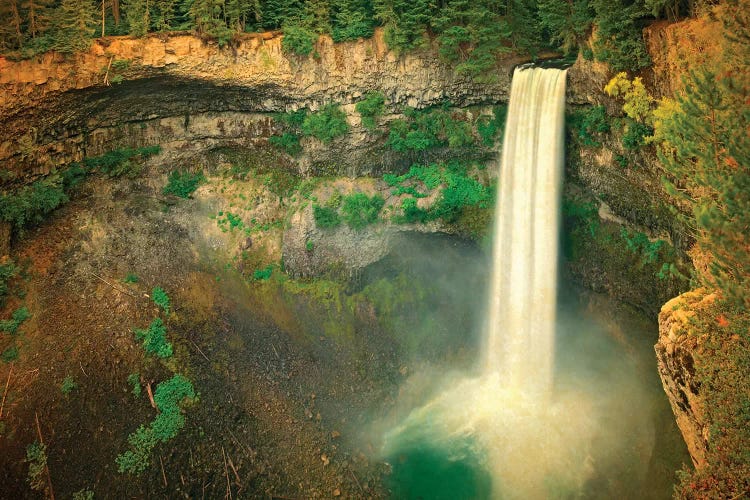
[
  {"left": 151, "top": 287, "right": 170, "bottom": 314},
  {"left": 162, "top": 170, "right": 205, "bottom": 198},
  {"left": 60, "top": 375, "right": 77, "bottom": 395}
]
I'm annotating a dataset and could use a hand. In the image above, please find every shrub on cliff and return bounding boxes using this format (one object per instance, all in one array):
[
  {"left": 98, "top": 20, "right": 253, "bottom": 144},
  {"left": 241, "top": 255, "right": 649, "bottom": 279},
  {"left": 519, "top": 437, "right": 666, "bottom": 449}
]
[
  {"left": 313, "top": 204, "right": 342, "bottom": 229},
  {"left": 302, "top": 104, "right": 349, "bottom": 142},
  {"left": 341, "top": 192, "right": 384, "bottom": 230},
  {"left": 355, "top": 92, "right": 385, "bottom": 130},
  {"left": 282, "top": 25, "right": 317, "bottom": 56}
]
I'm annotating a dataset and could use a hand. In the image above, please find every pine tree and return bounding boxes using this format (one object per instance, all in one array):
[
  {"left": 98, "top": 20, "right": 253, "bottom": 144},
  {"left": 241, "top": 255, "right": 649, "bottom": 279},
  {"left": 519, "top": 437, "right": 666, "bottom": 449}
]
[
  {"left": 374, "top": 0, "right": 430, "bottom": 52},
  {"left": 54, "top": 0, "right": 98, "bottom": 53},
  {"left": 260, "top": 0, "right": 304, "bottom": 30},
  {"left": 302, "top": 0, "right": 331, "bottom": 34},
  {"left": 590, "top": 0, "right": 651, "bottom": 71},
  {"left": 190, "top": 0, "right": 232, "bottom": 43},
  {"left": 123, "top": 0, "right": 150, "bottom": 36},
  {"left": 153, "top": 0, "right": 177, "bottom": 30},
  {"left": 0, "top": 0, "right": 24, "bottom": 50},
  {"left": 23, "top": 0, "right": 54, "bottom": 39},
  {"left": 331, "top": 0, "right": 374, "bottom": 42},
  {"left": 537, "top": 0, "right": 594, "bottom": 54}
]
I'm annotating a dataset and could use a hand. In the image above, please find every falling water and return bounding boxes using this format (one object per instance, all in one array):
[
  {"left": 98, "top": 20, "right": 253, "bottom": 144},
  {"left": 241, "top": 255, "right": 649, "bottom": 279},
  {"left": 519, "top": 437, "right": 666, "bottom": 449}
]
[{"left": 485, "top": 66, "right": 567, "bottom": 393}]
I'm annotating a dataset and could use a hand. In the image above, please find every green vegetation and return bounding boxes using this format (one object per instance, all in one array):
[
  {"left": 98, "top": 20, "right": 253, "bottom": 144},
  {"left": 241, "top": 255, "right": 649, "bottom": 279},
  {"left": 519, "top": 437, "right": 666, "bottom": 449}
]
[
  {"left": 604, "top": 73, "right": 654, "bottom": 124},
  {"left": 122, "top": 272, "right": 139, "bottom": 284},
  {"left": 0, "top": 175, "right": 69, "bottom": 234},
  {"left": 567, "top": 106, "right": 610, "bottom": 148},
  {"left": 72, "top": 489, "right": 94, "bottom": 500},
  {"left": 281, "top": 25, "right": 317, "bottom": 56},
  {"left": 302, "top": 104, "right": 349, "bottom": 143},
  {"left": 60, "top": 375, "right": 77, "bottom": 395},
  {"left": 0, "top": 306, "right": 29, "bottom": 335},
  {"left": 25, "top": 441, "right": 48, "bottom": 492},
  {"left": 133, "top": 318, "right": 173, "bottom": 359},
  {"left": 128, "top": 372, "right": 142, "bottom": 397},
  {"left": 83, "top": 146, "right": 161, "bottom": 178},
  {"left": 476, "top": 106, "right": 508, "bottom": 147},
  {"left": 151, "top": 287, "right": 170, "bottom": 314},
  {"left": 268, "top": 133, "right": 302, "bottom": 156},
  {"left": 313, "top": 204, "right": 342, "bottom": 229},
  {"left": 341, "top": 192, "right": 384, "bottom": 230},
  {"left": 621, "top": 119, "right": 653, "bottom": 151},
  {"left": 1, "top": 345, "right": 19, "bottom": 363},
  {"left": 253, "top": 265, "right": 274, "bottom": 281},
  {"left": 162, "top": 169, "right": 206, "bottom": 198},
  {"left": 385, "top": 162, "right": 491, "bottom": 225},
  {"left": 305, "top": 240, "right": 314, "bottom": 252},
  {"left": 387, "top": 106, "right": 474, "bottom": 153},
  {"left": 356, "top": 92, "right": 385, "bottom": 130},
  {"left": 116, "top": 374, "right": 196, "bottom": 475},
  {"left": 0, "top": 259, "right": 18, "bottom": 306}
]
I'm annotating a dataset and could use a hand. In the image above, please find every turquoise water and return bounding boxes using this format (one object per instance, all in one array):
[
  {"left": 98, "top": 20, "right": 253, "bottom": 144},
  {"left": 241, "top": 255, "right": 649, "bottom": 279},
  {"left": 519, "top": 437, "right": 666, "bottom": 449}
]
[{"left": 387, "top": 440, "right": 492, "bottom": 500}]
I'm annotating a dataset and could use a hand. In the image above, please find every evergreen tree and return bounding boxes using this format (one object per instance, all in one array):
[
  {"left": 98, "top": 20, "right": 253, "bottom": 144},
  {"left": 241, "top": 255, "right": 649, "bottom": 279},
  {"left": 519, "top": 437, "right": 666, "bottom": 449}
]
[
  {"left": 374, "top": 0, "right": 430, "bottom": 52},
  {"left": 225, "top": 0, "right": 260, "bottom": 32},
  {"left": 190, "top": 0, "right": 232, "bottom": 43},
  {"left": 590, "top": 0, "right": 651, "bottom": 71},
  {"left": 302, "top": 0, "right": 331, "bottom": 35},
  {"left": 0, "top": 0, "right": 24, "bottom": 50},
  {"left": 123, "top": 0, "right": 150, "bottom": 36},
  {"left": 506, "top": 0, "right": 542, "bottom": 55},
  {"left": 153, "top": 0, "right": 177, "bottom": 30},
  {"left": 260, "top": 0, "right": 304, "bottom": 30},
  {"left": 23, "top": 0, "right": 54, "bottom": 39},
  {"left": 431, "top": 0, "right": 512, "bottom": 79},
  {"left": 537, "top": 0, "right": 594, "bottom": 54},
  {"left": 331, "top": 0, "right": 374, "bottom": 42},
  {"left": 54, "top": 0, "right": 98, "bottom": 53}
]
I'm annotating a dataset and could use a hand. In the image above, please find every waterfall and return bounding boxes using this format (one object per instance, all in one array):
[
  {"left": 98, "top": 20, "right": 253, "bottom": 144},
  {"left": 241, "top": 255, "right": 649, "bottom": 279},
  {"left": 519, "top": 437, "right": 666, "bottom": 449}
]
[{"left": 484, "top": 67, "right": 567, "bottom": 393}]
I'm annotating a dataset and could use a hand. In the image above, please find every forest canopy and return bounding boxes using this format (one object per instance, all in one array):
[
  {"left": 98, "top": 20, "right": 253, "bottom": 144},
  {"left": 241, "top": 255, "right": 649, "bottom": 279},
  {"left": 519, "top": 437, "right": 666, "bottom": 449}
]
[{"left": 0, "top": 0, "right": 704, "bottom": 72}]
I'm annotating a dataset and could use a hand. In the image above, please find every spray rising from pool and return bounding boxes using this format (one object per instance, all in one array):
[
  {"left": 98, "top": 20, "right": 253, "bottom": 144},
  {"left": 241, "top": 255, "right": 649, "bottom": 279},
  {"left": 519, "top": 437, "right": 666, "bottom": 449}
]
[{"left": 381, "top": 67, "right": 600, "bottom": 498}]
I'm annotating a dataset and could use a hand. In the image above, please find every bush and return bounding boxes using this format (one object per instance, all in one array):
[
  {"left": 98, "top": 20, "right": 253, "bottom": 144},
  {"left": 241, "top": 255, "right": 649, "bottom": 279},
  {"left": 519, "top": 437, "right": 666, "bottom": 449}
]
[
  {"left": 253, "top": 265, "right": 274, "bottom": 281},
  {"left": 0, "top": 176, "right": 69, "bottom": 233},
  {"left": 568, "top": 106, "right": 610, "bottom": 147},
  {"left": 117, "top": 374, "right": 195, "bottom": 474},
  {"left": 355, "top": 92, "right": 385, "bottom": 130},
  {"left": 0, "top": 306, "right": 30, "bottom": 335},
  {"left": 0, "top": 260, "right": 18, "bottom": 306},
  {"left": 476, "top": 106, "right": 508, "bottom": 146},
  {"left": 313, "top": 205, "right": 342, "bottom": 229},
  {"left": 1, "top": 345, "right": 19, "bottom": 363},
  {"left": 60, "top": 375, "right": 77, "bottom": 395},
  {"left": 269, "top": 133, "right": 302, "bottom": 156},
  {"left": 281, "top": 25, "right": 316, "bottom": 56},
  {"left": 122, "top": 273, "right": 139, "bottom": 284},
  {"left": 84, "top": 146, "right": 161, "bottom": 178},
  {"left": 151, "top": 287, "right": 170, "bottom": 314},
  {"left": 398, "top": 197, "right": 429, "bottom": 223},
  {"left": 341, "top": 193, "right": 384, "bottom": 230},
  {"left": 622, "top": 119, "right": 654, "bottom": 150},
  {"left": 302, "top": 104, "right": 349, "bottom": 143},
  {"left": 386, "top": 106, "right": 474, "bottom": 152},
  {"left": 128, "top": 373, "right": 141, "bottom": 397},
  {"left": 26, "top": 442, "right": 47, "bottom": 492},
  {"left": 162, "top": 170, "right": 205, "bottom": 198},
  {"left": 134, "top": 318, "right": 173, "bottom": 358}
]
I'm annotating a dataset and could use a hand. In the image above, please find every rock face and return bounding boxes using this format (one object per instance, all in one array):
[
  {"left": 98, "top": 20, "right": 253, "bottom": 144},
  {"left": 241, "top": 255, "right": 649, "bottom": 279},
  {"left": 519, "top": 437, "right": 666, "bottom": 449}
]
[{"left": 655, "top": 289, "right": 714, "bottom": 468}]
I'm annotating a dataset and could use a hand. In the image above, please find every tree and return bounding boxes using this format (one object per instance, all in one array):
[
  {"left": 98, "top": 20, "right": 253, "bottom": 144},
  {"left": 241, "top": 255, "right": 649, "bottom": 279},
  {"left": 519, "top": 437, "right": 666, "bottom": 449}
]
[
  {"left": 331, "top": 0, "right": 375, "bottom": 42},
  {"left": 374, "top": 0, "right": 430, "bottom": 52},
  {"left": 54, "top": 0, "right": 98, "bottom": 53},
  {"left": 123, "top": 0, "right": 150, "bottom": 36},
  {"left": 590, "top": 0, "right": 651, "bottom": 71},
  {"left": 537, "top": 0, "right": 594, "bottom": 54},
  {"left": 22, "top": 0, "right": 54, "bottom": 39},
  {"left": 153, "top": 0, "right": 177, "bottom": 30},
  {"left": 0, "top": 0, "right": 24, "bottom": 50}
]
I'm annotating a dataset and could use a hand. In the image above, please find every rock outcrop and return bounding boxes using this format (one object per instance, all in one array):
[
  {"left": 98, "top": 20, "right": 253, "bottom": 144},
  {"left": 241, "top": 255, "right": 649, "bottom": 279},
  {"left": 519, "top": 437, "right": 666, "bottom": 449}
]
[{"left": 655, "top": 289, "right": 714, "bottom": 468}]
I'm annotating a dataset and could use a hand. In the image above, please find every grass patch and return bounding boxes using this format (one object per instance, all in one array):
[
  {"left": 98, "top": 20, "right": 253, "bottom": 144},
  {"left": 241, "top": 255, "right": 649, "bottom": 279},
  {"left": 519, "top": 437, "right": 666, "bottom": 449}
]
[{"left": 162, "top": 170, "right": 205, "bottom": 198}]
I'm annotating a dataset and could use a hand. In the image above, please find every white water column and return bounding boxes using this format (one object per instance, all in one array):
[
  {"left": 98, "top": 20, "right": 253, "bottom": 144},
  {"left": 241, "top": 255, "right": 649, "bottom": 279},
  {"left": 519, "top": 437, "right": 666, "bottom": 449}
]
[{"left": 484, "top": 67, "right": 567, "bottom": 394}]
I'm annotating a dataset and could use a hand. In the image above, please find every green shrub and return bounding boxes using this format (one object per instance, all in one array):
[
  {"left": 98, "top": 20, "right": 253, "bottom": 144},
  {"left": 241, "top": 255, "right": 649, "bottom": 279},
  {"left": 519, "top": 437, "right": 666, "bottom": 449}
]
[
  {"left": 1, "top": 345, "right": 19, "bottom": 363},
  {"left": 305, "top": 240, "right": 314, "bottom": 252},
  {"left": 122, "top": 273, "right": 139, "bottom": 284},
  {"left": 341, "top": 193, "right": 384, "bottom": 230},
  {"left": 151, "top": 287, "right": 170, "bottom": 314},
  {"left": 134, "top": 318, "right": 173, "bottom": 359},
  {"left": 476, "top": 106, "right": 508, "bottom": 146},
  {"left": 568, "top": 106, "right": 610, "bottom": 147},
  {"left": 281, "top": 25, "right": 316, "bottom": 56},
  {"left": 26, "top": 442, "right": 47, "bottom": 492},
  {"left": 313, "top": 205, "right": 342, "bottom": 229},
  {"left": 302, "top": 104, "right": 349, "bottom": 143},
  {"left": 72, "top": 489, "right": 94, "bottom": 500},
  {"left": 621, "top": 119, "right": 654, "bottom": 150},
  {"left": 253, "top": 265, "right": 274, "bottom": 281},
  {"left": 269, "top": 133, "right": 302, "bottom": 156},
  {"left": 84, "top": 146, "right": 161, "bottom": 178},
  {"left": 162, "top": 170, "right": 205, "bottom": 198},
  {"left": 386, "top": 106, "right": 474, "bottom": 152},
  {"left": 0, "top": 306, "right": 30, "bottom": 335},
  {"left": 398, "top": 197, "right": 429, "bottom": 223},
  {"left": 356, "top": 92, "right": 385, "bottom": 130},
  {"left": 0, "top": 176, "right": 69, "bottom": 233},
  {"left": 128, "top": 373, "right": 142, "bottom": 397},
  {"left": 116, "top": 374, "right": 195, "bottom": 475},
  {"left": 60, "top": 375, "right": 77, "bottom": 395},
  {"left": 0, "top": 260, "right": 18, "bottom": 306}
]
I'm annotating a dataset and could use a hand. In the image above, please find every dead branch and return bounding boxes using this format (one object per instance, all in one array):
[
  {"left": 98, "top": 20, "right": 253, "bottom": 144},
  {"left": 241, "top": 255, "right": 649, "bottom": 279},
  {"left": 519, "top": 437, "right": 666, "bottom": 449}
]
[
  {"left": 190, "top": 340, "right": 210, "bottom": 362},
  {"left": 103, "top": 56, "right": 114, "bottom": 86},
  {"left": 145, "top": 382, "right": 157, "bottom": 410},
  {"left": 159, "top": 455, "right": 168, "bottom": 487},
  {"left": 89, "top": 272, "right": 136, "bottom": 298},
  {"left": 349, "top": 468, "right": 364, "bottom": 495},
  {"left": 222, "top": 446, "right": 233, "bottom": 500},
  {"left": 0, "top": 364, "right": 13, "bottom": 420}
]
